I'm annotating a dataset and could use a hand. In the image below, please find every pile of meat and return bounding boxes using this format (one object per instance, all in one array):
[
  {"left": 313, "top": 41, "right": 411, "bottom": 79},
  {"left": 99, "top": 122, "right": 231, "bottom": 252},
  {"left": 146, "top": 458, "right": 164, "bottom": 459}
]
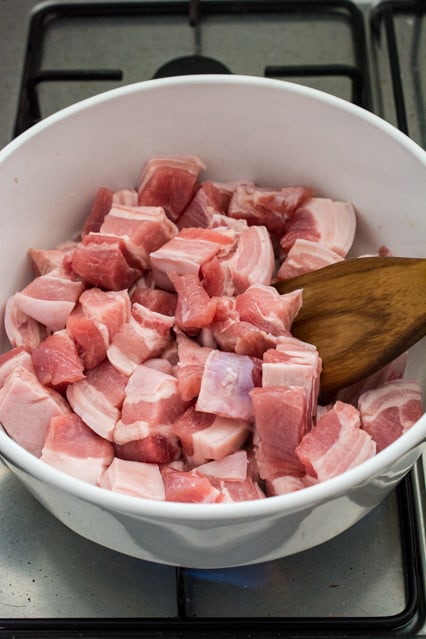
[{"left": 0, "top": 155, "right": 423, "bottom": 503}]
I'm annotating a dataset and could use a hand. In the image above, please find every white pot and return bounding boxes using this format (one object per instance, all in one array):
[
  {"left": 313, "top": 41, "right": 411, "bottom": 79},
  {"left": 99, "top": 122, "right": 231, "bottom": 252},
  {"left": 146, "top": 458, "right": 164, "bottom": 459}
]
[{"left": 0, "top": 75, "right": 424, "bottom": 568}]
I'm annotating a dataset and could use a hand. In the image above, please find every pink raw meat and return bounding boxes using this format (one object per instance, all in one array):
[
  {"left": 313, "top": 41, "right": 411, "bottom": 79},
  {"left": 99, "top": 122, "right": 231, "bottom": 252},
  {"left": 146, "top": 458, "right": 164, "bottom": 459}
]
[
  {"left": 99, "top": 458, "right": 165, "bottom": 499},
  {"left": 230, "top": 226, "right": 275, "bottom": 294},
  {"left": 196, "top": 350, "right": 260, "bottom": 420},
  {"left": 13, "top": 268, "right": 85, "bottom": 332},
  {"left": 169, "top": 272, "right": 217, "bottom": 334},
  {"left": 196, "top": 450, "right": 248, "bottom": 481},
  {"left": 296, "top": 401, "right": 376, "bottom": 481},
  {"left": 82, "top": 186, "right": 113, "bottom": 235},
  {"left": 31, "top": 329, "right": 85, "bottom": 390},
  {"left": 66, "top": 379, "right": 120, "bottom": 441},
  {"left": 176, "top": 332, "right": 213, "bottom": 401},
  {"left": 162, "top": 467, "right": 220, "bottom": 503},
  {"left": 0, "top": 346, "right": 35, "bottom": 388},
  {"left": 235, "top": 284, "right": 302, "bottom": 336},
  {"left": 4, "top": 294, "right": 48, "bottom": 350},
  {"left": 0, "top": 366, "right": 70, "bottom": 457},
  {"left": 40, "top": 413, "right": 114, "bottom": 484},
  {"left": 178, "top": 180, "right": 228, "bottom": 228},
  {"left": 280, "top": 197, "right": 356, "bottom": 257},
  {"left": 66, "top": 308, "right": 110, "bottom": 370},
  {"left": 130, "top": 286, "right": 177, "bottom": 316},
  {"left": 78, "top": 288, "right": 131, "bottom": 339},
  {"left": 276, "top": 238, "right": 344, "bottom": 280},
  {"left": 228, "top": 184, "right": 311, "bottom": 236},
  {"left": 28, "top": 241, "right": 78, "bottom": 276},
  {"left": 358, "top": 379, "right": 423, "bottom": 452},
  {"left": 84, "top": 360, "right": 128, "bottom": 408},
  {"left": 100, "top": 204, "right": 177, "bottom": 269},
  {"left": 137, "top": 154, "right": 206, "bottom": 219},
  {"left": 112, "top": 188, "right": 138, "bottom": 206}
]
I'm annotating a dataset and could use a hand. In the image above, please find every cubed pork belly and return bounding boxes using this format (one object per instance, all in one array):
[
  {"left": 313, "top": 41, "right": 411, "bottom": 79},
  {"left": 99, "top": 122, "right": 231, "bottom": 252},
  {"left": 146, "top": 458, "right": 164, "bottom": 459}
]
[
  {"left": 161, "top": 467, "right": 220, "bottom": 503},
  {"left": 176, "top": 332, "right": 213, "bottom": 402},
  {"left": 0, "top": 346, "right": 34, "bottom": 388},
  {"left": 66, "top": 308, "right": 110, "bottom": 370},
  {"left": 66, "top": 378, "right": 120, "bottom": 442},
  {"left": 169, "top": 272, "right": 217, "bottom": 334},
  {"left": 130, "top": 286, "right": 177, "bottom": 316},
  {"left": 229, "top": 226, "right": 275, "bottom": 294},
  {"left": 28, "top": 241, "right": 78, "bottom": 276},
  {"left": 228, "top": 184, "right": 311, "bottom": 237},
  {"left": 40, "top": 413, "right": 114, "bottom": 484},
  {"left": 196, "top": 350, "right": 261, "bottom": 421},
  {"left": 217, "top": 477, "right": 266, "bottom": 502},
  {"left": 107, "top": 303, "right": 174, "bottom": 375},
  {"left": 13, "top": 268, "right": 85, "bottom": 332},
  {"left": 31, "top": 329, "right": 85, "bottom": 390},
  {"left": 114, "top": 419, "right": 181, "bottom": 464},
  {"left": 276, "top": 238, "right": 344, "bottom": 280},
  {"left": 112, "top": 188, "right": 138, "bottom": 207},
  {"left": 72, "top": 233, "right": 142, "bottom": 290},
  {"left": 78, "top": 288, "right": 131, "bottom": 339},
  {"left": 82, "top": 186, "right": 113, "bottom": 235},
  {"left": 178, "top": 180, "right": 228, "bottom": 229},
  {"left": 4, "top": 294, "right": 48, "bottom": 350},
  {"left": 280, "top": 197, "right": 356, "bottom": 257},
  {"left": 0, "top": 366, "right": 70, "bottom": 457},
  {"left": 235, "top": 285, "right": 302, "bottom": 336},
  {"left": 196, "top": 450, "right": 248, "bottom": 482},
  {"left": 99, "top": 204, "right": 177, "bottom": 269},
  {"left": 84, "top": 360, "right": 128, "bottom": 408},
  {"left": 99, "top": 458, "right": 165, "bottom": 500},
  {"left": 251, "top": 385, "right": 308, "bottom": 473},
  {"left": 358, "top": 379, "right": 423, "bottom": 452},
  {"left": 295, "top": 401, "right": 376, "bottom": 481},
  {"left": 137, "top": 154, "right": 206, "bottom": 220},
  {"left": 150, "top": 226, "right": 235, "bottom": 290}
]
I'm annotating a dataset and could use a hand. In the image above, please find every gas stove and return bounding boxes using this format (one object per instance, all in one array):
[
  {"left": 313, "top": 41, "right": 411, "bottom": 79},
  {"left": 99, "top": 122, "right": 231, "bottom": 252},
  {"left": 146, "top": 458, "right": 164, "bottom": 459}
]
[{"left": 0, "top": 1, "right": 425, "bottom": 637}]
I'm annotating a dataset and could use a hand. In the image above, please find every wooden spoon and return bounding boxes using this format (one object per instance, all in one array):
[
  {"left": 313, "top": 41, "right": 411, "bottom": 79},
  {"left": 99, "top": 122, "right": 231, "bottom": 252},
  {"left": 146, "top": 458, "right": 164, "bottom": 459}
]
[{"left": 274, "top": 257, "right": 426, "bottom": 399}]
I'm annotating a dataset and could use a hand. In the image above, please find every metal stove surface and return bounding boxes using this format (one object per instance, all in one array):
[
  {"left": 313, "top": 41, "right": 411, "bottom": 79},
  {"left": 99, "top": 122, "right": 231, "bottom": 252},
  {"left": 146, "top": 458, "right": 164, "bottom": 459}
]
[{"left": 0, "top": 1, "right": 425, "bottom": 637}]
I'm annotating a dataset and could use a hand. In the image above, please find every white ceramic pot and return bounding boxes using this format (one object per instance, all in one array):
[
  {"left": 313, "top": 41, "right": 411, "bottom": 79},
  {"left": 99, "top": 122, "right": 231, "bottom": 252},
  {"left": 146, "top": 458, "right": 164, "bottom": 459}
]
[{"left": 0, "top": 76, "right": 425, "bottom": 568}]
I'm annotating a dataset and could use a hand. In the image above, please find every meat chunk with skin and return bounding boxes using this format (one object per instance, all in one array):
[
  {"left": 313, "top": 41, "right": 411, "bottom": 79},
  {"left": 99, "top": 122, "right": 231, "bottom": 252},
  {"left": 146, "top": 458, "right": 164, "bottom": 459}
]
[
  {"left": 177, "top": 180, "right": 228, "bottom": 229},
  {"left": 276, "top": 238, "right": 344, "bottom": 280},
  {"left": 228, "top": 184, "right": 311, "bottom": 236},
  {"left": 0, "top": 366, "right": 70, "bottom": 457},
  {"left": 71, "top": 233, "right": 142, "bottom": 290},
  {"left": 99, "top": 204, "right": 177, "bottom": 269},
  {"left": 28, "top": 241, "right": 78, "bottom": 276},
  {"left": 295, "top": 401, "right": 376, "bottom": 481},
  {"left": 358, "top": 379, "right": 423, "bottom": 452},
  {"left": 176, "top": 332, "right": 213, "bottom": 402},
  {"left": 40, "top": 413, "right": 114, "bottom": 484},
  {"left": 196, "top": 350, "right": 260, "bottom": 421},
  {"left": 169, "top": 271, "right": 217, "bottom": 334},
  {"left": 31, "top": 329, "right": 85, "bottom": 390},
  {"left": 130, "top": 286, "right": 177, "bottom": 316},
  {"left": 235, "top": 284, "right": 302, "bottom": 336},
  {"left": 4, "top": 294, "right": 48, "bottom": 351},
  {"left": 162, "top": 467, "right": 220, "bottom": 503},
  {"left": 82, "top": 185, "right": 113, "bottom": 235},
  {"left": 280, "top": 197, "right": 356, "bottom": 257},
  {"left": 99, "top": 458, "right": 165, "bottom": 500},
  {"left": 13, "top": 268, "right": 85, "bottom": 332},
  {"left": 229, "top": 225, "right": 275, "bottom": 294},
  {"left": 137, "top": 154, "right": 206, "bottom": 220},
  {"left": 0, "top": 346, "right": 35, "bottom": 388},
  {"left": 66, "top": 379, "right": 120, "bottom": 442}
]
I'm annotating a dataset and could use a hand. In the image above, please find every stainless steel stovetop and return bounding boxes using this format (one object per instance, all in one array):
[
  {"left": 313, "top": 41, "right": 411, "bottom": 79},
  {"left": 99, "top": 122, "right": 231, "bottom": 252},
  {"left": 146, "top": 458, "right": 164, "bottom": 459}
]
[{"left": 0, "top": 1, "right": 425, "bottom": 637}]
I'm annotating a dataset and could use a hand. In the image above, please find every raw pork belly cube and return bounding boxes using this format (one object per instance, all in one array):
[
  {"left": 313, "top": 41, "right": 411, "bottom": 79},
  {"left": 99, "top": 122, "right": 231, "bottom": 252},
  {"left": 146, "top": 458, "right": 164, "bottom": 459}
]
[
  {"left": 228, "top": 184, "right": 311, "bottom": 237},
  {"left": 280, "top": 197, "right": 356, "bottom": 257},
  {"left": 161, "top": 467, "right": 221, "bottom": 503},
  {"left": 0, "top": 366, "right": 70, "bottom": 457},
  {"left": 66, "top": 379, "right": 121, "bottom": 442},
  {"left": 0, "top": 346, "right": 35, "bottom": 388},
  {"left": 40, "top": 413, "right": 114, "bottom": 484},
  {"left": 176, "top": 332, "right": 213, "bottom": 402},
  {"left": 99, "top": 458, "right": 165, "bottom": 500},
  {"left": 178, "top": 180, "right": 228, "bottom": 228},
  {"left": 295, "top": 401, "right": 376, "bottom": 481},
  {"left": 28, "top": 241, "right": 78, "bottom": 276},
  {"left": 358, "top": 379, "right": 423, "bottom": 452},
  {"left": 229, "top": 226, "right": 275, "bottom": 294},
  {"left": 4, "top": 294, "right": 48, "bottom": 351},
  {"left": 137, "top": 154, "right": 206, "bottom": 220},
  {"left": 99, "top": 204, "right": 177, "bottom": 269},
  {"left": 13, "top": 268, "right": 85, "bottom": 332},
  {"left": 235, "top": 284, "right": 303, "bottom": 336},
  {"left": 276, "top": 238, "right": 344, "bottom": 280},
  {"left": 196, "top": 350, "right": 260, "bottom": 421},
  {"left": 31, "top": 329, "right": 85, "bottom": 390},
  {"left": 82, "top": 185, "right": 113, "bottom": 235},
  {"left": 169, "top": 271, "right": 217, "bottom": 334}
]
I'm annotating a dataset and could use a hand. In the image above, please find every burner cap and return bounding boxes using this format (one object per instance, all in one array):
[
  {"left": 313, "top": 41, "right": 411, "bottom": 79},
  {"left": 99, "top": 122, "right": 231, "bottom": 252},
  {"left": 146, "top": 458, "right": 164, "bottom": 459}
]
[{"left": 153, "top": 55, "right": 231, "bottom": 78}]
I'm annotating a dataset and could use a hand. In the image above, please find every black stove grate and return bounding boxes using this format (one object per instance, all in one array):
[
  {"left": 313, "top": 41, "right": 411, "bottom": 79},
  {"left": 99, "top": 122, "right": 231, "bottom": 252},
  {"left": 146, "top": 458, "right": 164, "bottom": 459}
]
[{"left": 4, "top": 0, "right": 425, "bottom": 636}]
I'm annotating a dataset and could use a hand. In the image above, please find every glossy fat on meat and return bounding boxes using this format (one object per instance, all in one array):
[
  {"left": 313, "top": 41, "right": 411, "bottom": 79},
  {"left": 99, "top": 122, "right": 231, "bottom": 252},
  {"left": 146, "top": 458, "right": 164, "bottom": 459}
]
[
  {"left": 217, "top": 477, "right": 266, "bottom": 502},
  {"left": 107, "top": 303, "right": 174, "bottom": 375},
  {"left": 169, "top": 272, "right": 217, "bottom": 334},
  {"left": 358, "top": 379, "right": 423, "bottom": 452},
  {"left": 196, "top": 450, "right": 248, "bottom": 481},
  {"left": 114, "top": 419, "right": 181, "bottom": 464},
  {"left": 40, "top": 413, "right": 114, "bottom": 484},
  {"left": 82, "top": 186, "right": 113, "bottom": 235},
  {"left": 130, "top": 286, "right": 177, "bottom": 316},
  {"left": 251, "top": 385, "right": 308, "bottom": 471},
  {"left": 71, "top": 233, "right": 142, "bottom": 290},
  {"left": 13, "top": 269, "right": 85, "bottom": 332},
  {"left": 137, "top": 154, "right": 206, "bottom": 220},
  {"left": 280, "top": 197, "right": 356, "bottom": 257},
  {"left": 112, "top": 188, "right": 138, "bottom": 207},
  {"left": 84, "top": 360, "right": 128, "bottom": 408},
  {"left": 28, "top": 241, "right": 78, "bottom": 276},
  {"left": 267, "top": 474, "right": 306, "bottom": 496},
  {"left": 296, "top": 401, "right": 376, "bottom": 481},
  {"left": 178, "top": 180, "right": 228, "bottom": 229},
  {"left": 4, "top": 294, "right": 48, "bottom": 350},
  {"left": 276, "top": 238, "right": 344, "bottom": 280},
  {"left": 31, "top": 329, "right": 85, "bottom": 390},
  {"left": 191, "top": 415, "right": 250, "bottom": 463},
  {"left": 0, "top": 366, "right": 70, "bottom": 457},
  {"left": 99, "top": 458, "right": 165, "bottom": 499},
  {"left": 150, "top": 226, "right": 235, "bottom": 290},
  {"left": 196, "top": 350, "right": 260, "bottom": 421},
  {"left": 235, "top": 284, "right": 302, "bottom": 336},
  {"left": 228, "top": 184, "right": 311, "bottom": 236},
  {"left": 66, "top": 308, "right": 110, "bottom": 370},
  {"left": 162, "top": 467, "right": 220, "bottom": 503},
  {"left": 78, "top": 288, "right": 131, "bottom": 340},
  {"left": 230, "top": 226, "right": 275, "bottom": 294},
  {"left": 100, "top": 204, "right": 177, "bottom": 269},
  {"left": 66, "top": 379, "right": 120, "bottom": 441}
]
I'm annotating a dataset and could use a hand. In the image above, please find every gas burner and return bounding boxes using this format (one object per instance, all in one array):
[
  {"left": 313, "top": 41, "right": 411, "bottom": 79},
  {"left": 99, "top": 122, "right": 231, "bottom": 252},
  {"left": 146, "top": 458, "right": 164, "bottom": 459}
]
[{"left": 152, "top": 55, "right": 232, "bottom": 78}]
